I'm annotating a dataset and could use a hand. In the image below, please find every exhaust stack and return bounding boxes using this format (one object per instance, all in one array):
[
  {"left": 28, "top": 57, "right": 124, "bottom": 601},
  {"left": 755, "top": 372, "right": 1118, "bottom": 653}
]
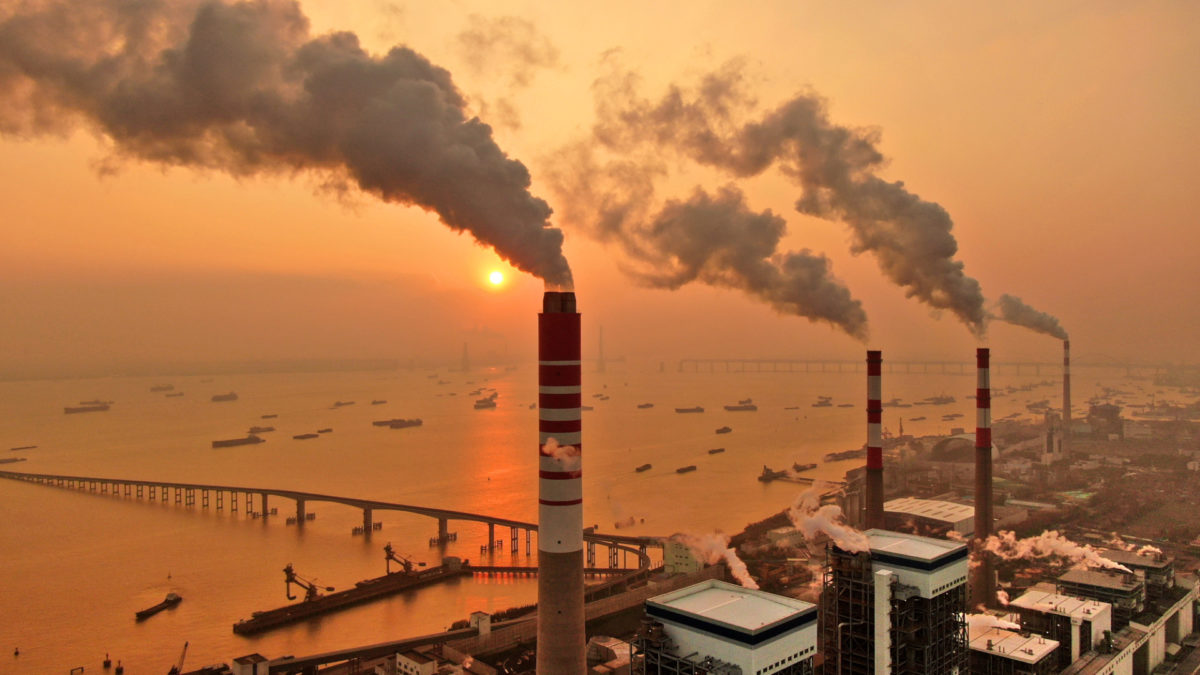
[
  {"left": 972, "top": 347, "right": 995, "bottom": 608},
  {"left": 537, "top": 291, "right": 585, "bottom": 674},
  {"left": 1062, "top": 340, "right": 1072, "bottom": 455},
  {"left": 865, "top": 350, "right": 884, "bottom": 529}
]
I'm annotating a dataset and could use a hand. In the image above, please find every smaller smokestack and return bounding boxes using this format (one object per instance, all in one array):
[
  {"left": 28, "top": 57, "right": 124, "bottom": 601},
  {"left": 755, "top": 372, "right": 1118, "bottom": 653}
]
[
  {"left": 865, "top": 350, "right": 884, "bottom": 529},
  {"left": 972, "top": 347, "right": 995, "bottom": 608},
  {"left": 1062, "top": 340, "right": 1071, "bottom": 456}
]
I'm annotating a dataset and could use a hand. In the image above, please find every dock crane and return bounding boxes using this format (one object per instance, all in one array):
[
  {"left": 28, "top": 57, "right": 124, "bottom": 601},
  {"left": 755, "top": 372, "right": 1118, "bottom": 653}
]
[
  {"left": 384, "top": 542, "right": 426, "bottom": 575},
  {"left": 167, "top": 641, "right": 188, "bottom": 675},
  {"left": 283, "top": 563, "right": 334, "bottom": 602}
]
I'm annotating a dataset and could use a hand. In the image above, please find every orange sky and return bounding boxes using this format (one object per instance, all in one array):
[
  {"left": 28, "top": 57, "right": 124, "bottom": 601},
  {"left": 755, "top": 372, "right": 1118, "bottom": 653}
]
[{"left": 1, "top": 0, "right": 1197, "bottom": 377}]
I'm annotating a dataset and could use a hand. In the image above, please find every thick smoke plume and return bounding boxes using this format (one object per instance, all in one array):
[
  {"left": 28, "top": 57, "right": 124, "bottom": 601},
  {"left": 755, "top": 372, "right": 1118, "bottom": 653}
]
[
  {"left": 995, "top": 295, "right": 1068, "bottom": 339},
  {"left": 547, "top": 146, "right": 868, "bottom": 339},
  {"left": 983, "top": 531, "right": 1131, "bottom": 573},
  {"left": 584, "top": 63, "right": 988, "bottom": 334},
  {"left": 788, "top": 482, "right": 870, "bottom": 553},
  {"left": 0, "top": 0, "right": 572, "bottom": 287},
  {"left": 671, "top": 532, "right": 758, "bottom": 589}
]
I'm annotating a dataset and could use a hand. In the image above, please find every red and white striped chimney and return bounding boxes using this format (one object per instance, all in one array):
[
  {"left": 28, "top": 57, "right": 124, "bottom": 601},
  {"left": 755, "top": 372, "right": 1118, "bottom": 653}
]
[
  {"left": 1062, "top": 340, "right": 1072, "bottom": 456},
  {"left": 972, "top": 347, "right": 995, "bottom": 607},
  {"left": 536, "top": 291, "right": 585, "bottom": 674},
  {"left": 865, "top": 350, "right": 884, "bottom": 530}
]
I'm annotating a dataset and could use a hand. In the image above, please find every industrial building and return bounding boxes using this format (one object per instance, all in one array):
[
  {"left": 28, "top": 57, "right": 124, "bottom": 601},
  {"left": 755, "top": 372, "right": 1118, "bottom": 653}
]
[
  {"left": 882, "top": 497, "right": 974, "bottom": 537},
  {"left": 1008, "top": 587, "right": 1113, "bottom": 670},
  {"left": 1057, "top": 569, "right": 1145, "bottom": 631},
  {"left": 821, "top": 529, "right": 969, "bottom": 675},
  {"left": 1100, "top": 549, "right": 1176, "bottom": 605},
  {"left": 631, "top": 579, "right": 818, "bottom": 675},
  {"left": 969, "top": 627, "right": 1060, "bottom": 675}
]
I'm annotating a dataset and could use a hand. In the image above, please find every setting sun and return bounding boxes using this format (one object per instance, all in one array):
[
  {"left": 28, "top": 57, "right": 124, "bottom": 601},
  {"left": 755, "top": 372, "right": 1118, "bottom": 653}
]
[{"left": 488, "top": 270, "right": 504, "bottom": 286}]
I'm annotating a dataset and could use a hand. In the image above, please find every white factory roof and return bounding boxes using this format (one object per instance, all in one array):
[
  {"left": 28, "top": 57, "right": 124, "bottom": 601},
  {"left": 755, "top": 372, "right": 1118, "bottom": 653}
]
[
  {"left": 864, "top": 528, "right": 968, "bottom": 564},
  {"left": 1009, "top": 589, "right": 1111, "bottom": 620},
  {"left": 1101, "top": 549, "right": 1171, "bottom": 569},
  {"left": 646, "top": 579, "right": 816, "bottom": 632},
  {"left": 884, "top": 497, "right": 974, "bottom": 524},
  {"left": 1059, "top": 568, "right": 1141, "bottom": 592},
  {"left": 970, "top": 627, "right": 1059, "bottom": 664}
]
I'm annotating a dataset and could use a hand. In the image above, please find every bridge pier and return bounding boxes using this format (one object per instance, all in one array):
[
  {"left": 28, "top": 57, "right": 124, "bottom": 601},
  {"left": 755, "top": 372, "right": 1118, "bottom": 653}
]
[
  {"left": 149, "top": 485, "right": 156, "bottom": 500},
  {"left": 201, "top": 489, "right": 209, "bottom": 508},
  {"left": 136, "top": 485, "right": 143, "bottom": 498},
  {"left": 230, "top": 491, "right": 237, "bottom": 512},
  {"left": 161, "top": 485, "right": 169, "bottom": 502},
  {"left": 216, "top": 491, "right": 223, "bottom": 510},
  {"left": 587, "top": 541, "right": 596, "bottom": 567},
  {"left": 185, "top": 488, "right": 194, "bottom": 506},
  {"left": 511, "top": 527, "right": 518, "bottom": 554},
  {"left": 438, "top": 518, "right": 448, "bottom": 543},
  {"left": 362, "top": 508, "right": 372, "bottom": 538},
  {"left": 526, "top": 529, "right": 531, "bottom": 555},
  {"left": 261, "top": 493, "right": 269, "bottom": 518},
  {"left": 123, "top": 484, "right": 130, "bottom": 496},
  {"left": 174, "top": 487, "right": 182, "bottom": 504},
  {"left": 610, "top": 546, "right": 618, "bottom": 568},
  {"left": 296, "top": 498, "right": 306, "bottom": 527},
  {"left": 488, "top": 523, "right": 495, "bottom": 551},
  {"left": 244, "top": 491, "right": 253, "bottom": 513}
]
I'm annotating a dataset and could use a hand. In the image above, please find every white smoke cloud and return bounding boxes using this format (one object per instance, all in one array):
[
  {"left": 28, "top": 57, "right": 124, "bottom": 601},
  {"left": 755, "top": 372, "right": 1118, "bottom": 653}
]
[
  {"left": 982, "top": 531, "right": 1131, "bottom": 573},
  {"left": 671, "top": 532, "right": 759, "bottom": 589},
  {"left": 996, "top": 589, "right": 1010, "bottom": 606},
  {"left": 0, "top": 0, "right": 573, "bottom": 288},
  {"left": 787, "top": 482, "right": 870, "bottom": 553},
  {"left": 1136, "top": 544, "right": 1163, "bottom": 557}
]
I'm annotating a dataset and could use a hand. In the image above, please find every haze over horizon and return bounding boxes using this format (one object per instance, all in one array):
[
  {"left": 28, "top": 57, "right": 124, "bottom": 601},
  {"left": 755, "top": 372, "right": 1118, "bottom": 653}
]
[{"left": 2, "top": 0, "right": 1197, "bottom": 378}]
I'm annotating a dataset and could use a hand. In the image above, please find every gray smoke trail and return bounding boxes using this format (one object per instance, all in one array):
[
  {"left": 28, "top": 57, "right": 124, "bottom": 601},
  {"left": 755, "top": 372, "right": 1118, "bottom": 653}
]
[
  {"left": 545, "top": 145, "right": 869, "bottom": 339},
  {"left": 0, "top": 0, "right": 572, "bottom": 288},
  {"left": 588, "top": 63, "right": 988, "bottom": 334},
  {"left": 995, "top": 294, "right": 1068, "bottom": 339}
]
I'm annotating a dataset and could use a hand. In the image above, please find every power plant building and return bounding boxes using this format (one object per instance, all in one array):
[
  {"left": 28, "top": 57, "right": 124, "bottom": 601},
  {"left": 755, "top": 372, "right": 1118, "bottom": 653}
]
[
  {"left": 821, "top": 529, "right": 969, "bottom": 675},
  {"left": 1008, "top": 588, "right": 1112, "bottom": 670},
  {"left": 1099, "top": 549, "right": 1175, "bottom": 605},
  {"left": 968, "top": 627, "right": 1060, "bottom": 675},
  {"left": 1056, "top": 569, "right": 1144, "bottom": 630},
  {"left": 631, "top": 579, "right": 817, "bottom": 675},
  {"left": 882, "top": 497, "right": 974, "bottom": 537}
]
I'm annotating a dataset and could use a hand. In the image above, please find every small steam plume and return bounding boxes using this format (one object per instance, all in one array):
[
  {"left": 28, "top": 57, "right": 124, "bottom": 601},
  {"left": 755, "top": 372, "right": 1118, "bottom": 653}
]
[
  {"left": 584, "top": 62, "right": 988, "bottom": 333},
  {"left": 994, "top": 295, "right": 1068, "bottom": 339},
  {"left": 671, "top": 532, "right": 759, "bottom": 589},
  {"left": 541, "top": 437, "right": 580, "bottom": 471},
  {"left": 787, "top": 482, "right": 870, "bottom": 553},
  {"left": 1107, "top": 532, "right": 1134, "bottom": 551},
  {"left": 967, "top": 613, "right": 1020, "bottom": 639},
  {"left": 983, "top": 531, "right": 1132, "bottom": 573},
  {"left": 996, "top": 589, "right": 1010, "bottom": 606},
  {"left": 546, "top": 146, "right": 869, "bottom": 339},
  {"left": 1137, "top": 544, "right": 1163, "bottom": 557},
  {"left": 0, "top": 0, "right": 572, "bottom": 288}
]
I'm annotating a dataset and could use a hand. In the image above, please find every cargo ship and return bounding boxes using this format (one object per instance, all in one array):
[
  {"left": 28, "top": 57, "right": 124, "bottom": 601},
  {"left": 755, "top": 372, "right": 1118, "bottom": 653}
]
[
  {"left": 675, "top": 465, "right": 697, "bottom": 474},
  {"left": 792, "top": 462, "right": 816, "bottom": 472},
  {"left": 247, "top": 426, "right": 275, "bottom": 434},
  {"left": 165, "top": 392, "right": 184, "bottom": 398},
  {"left": 136, "top": 592, "right": 182, "bottom": 621},
  {"left": 635, "top": 464, "right": 652, "bottom": 472},
  {"left": 707, "top": 447, "right": 726, "bottom": 455},
  {"left": 388, "top": 418, "right": 423, "bottom": 429},
  {"left": 212, "top": 435, "right": 265, "bottom": 449},
  {"left": 715, "top": 426, "right": 732, "bottom": 434},
  {"left": 371, "top": 400, "right": 387, "bottom": 405},
  {"left": 723, "top": 403, "right": 758, "bottom": 412},
  {"left": 65, "top": 404, "right": 110, "bottom": 414},
  {"left": 149, "top": 384, "right": 175, "bottom": 393},
  {"left": 674, "top": 406, "right": 704, "bottom": 414},
  {"left": 758, "top": 465, "right": 788, "bottom": 482},
  {"left": 211, "top": 392, "right": 238, "bottom": 403},
  {"left": 636, "top": 403, "right": 654, "bottom": 409},
  {"left": 232, "top": 561, "right": 471, "bottom": 635},
  {"left": 293, "top": 433, "right": 319, "bottom": 440}
]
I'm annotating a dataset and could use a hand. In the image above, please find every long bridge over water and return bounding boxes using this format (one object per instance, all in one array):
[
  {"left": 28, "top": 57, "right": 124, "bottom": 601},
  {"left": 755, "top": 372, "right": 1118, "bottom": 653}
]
[
  {"left": 0, "top": 470, "right": 661, "bottom": 567},
  {"left": 676, "top": 357, "right": 1195, "bottom": 376}
]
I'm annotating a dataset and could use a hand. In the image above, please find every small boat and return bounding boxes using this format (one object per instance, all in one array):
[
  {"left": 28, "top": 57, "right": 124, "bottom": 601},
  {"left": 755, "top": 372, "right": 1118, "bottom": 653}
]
[
  {"left": 474, "top": 398, "right": 497, "bottom": 410},
  {"left": 758, "top": 465, "right": 787, "bottom": 482},
  {"left": 317, "top": 428, "right": 333, "bottom": 434},
  {"left": 211, "top": 392, "right": 238, "bottom": 403},
  {"left": 165, "top": 392, "right": 184, "bottom": 398},
  {"left": 909, "top": 416, "right": 926, "bottom": 421},
  {"left": 837, "top": 403, "right": 854, "bottom": 408},
  {"left": 675, "top": 465, "right": 697, "bottom": 474},
  {"left": 637, "top": 403, "right": 654, "bottom": 409},
  {"left": 332, "top": 401, "right": 356, "bottom": 408},
  {"left": 388, "top": 418, "right": 423, "bottom": 429},
  {"left": 708, "top": 448, "right": 726, "bottom": 455},
  {"left": 261, "top": 414, "right": 278, "bottom": 419},
  {"left": 293, "top": 433, "right": 319, "bottom": 440},
  {"left": 212, "top": 435, "right": 265, "bottom": 449},
  {"left": 135, "top": 592, "right": 182, "bottom": 621},
  {"left": 64, "top": 404, "right": 109, "bottom": 414},
  {"left": 9, "top": 445, "right": 36, "bottom": 452},
  {"left": 715, "top": 426, "right": 732, "bottom": 434},
  {"left": 923, "top": 395, "right": 956, "bottom": 405},
  {"left": 635, "top": 464, "right": 652, "bottom": 472},
  {"left": 724, "top": 404, "right": 758, "bottom": 412},
  {"left": 247, "top": 426, "right": 275, "bottom": 434},
  {"left": 675, "top": 406, "right": 704, "bottom": 414},
  {"left": 371, "top": 400, "right": 387, "bottom": 405},
  {"left": 737, "top": 398, "right": 753, "bottom": 405},
  {"left": 811, "top": 400, "right": 833, "bottom": 408},
  {"left": 784, "top": 406, "right": 799, "bottom": 410},
  {"left": 792, "top": 462, "right": 816, "bottom": 472},
  {"left": 79, "top": 399, "right": 111, "bottom": 405},
  {"left": 0, "top": 457, "right": 27, "bottom": 465},
  {"left": 149, "top": 384, "right": 175, "bottom": 392}
]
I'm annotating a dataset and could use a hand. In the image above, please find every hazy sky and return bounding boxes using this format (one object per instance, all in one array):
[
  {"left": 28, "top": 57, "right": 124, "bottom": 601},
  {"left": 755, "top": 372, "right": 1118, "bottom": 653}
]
[{"left": 1, "top": 0, "right": 1197, "bottom": 377}]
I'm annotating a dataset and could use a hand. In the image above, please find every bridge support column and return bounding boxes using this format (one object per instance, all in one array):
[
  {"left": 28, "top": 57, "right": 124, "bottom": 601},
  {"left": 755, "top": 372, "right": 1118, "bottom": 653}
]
[
  {"left": 245, "top": 492, "right": 253, "bottom": 512},
  {"left": 174, "top": 487, "right": 181, "bottom": 503},
  {"left": 261, "top": 493, "right": 269, "bottom": 518},
  {"left": 511, "top": 527, "right": 518, "bottom": 554},
  {"left": 587, "top": 541, "right": 596, "bottom": 568},
  {"left": 136, "top": 485, "right": 143, "bottom": 498},
  {"left": 488, "top": 523, "right": 495, "bottom": 551},
  {"left": 101, "top": 482, "right": 107, "bottom": 493},
  {"left": 526, "top": 529, "right": 531, "bottom": 555},
  {"left": 296, "top": 499, "right": 306, "bottom": 526},
  {"left": 185, "top": 488, "right": 194, "bottom": 506},
  {"left": 201, "top": 489, "right": 209, "bottom": 508},
  {"left": 610, "top": 546, "right": 618, "bottom": 568},
  {"left": 362, "top": 508, "right": 372, "bottom": 538},
  {"left": 149, "top": 485, "right": 156, "bottom": 499},
  {"left": 123, "top": 484, "right": 130, "bottom": 496},
  {"left": 162, "top": 485, "right": 169, "bottom": 502},
  {"left": 230, "top": 491, "right": 237, "bottom": 512},
  {"left": 216, "top": 491, "right": 223, "bottom": 510},
  {"left": 438, "top": 518, "right": 448, "bottom": 543}
]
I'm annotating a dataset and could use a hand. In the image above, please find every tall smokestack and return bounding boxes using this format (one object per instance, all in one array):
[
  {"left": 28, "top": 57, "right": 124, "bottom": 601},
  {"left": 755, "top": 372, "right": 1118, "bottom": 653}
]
[
  {"left": 972, "top": 347, "right": 995, "bottom": 608},
  {"left": 1062, "top": 340, "right": 1072, "bottom": 456},
  {"left": 865, "top": 350, "right": 884, "bottom": 529},
  {"left": 537, "top": 291, "right": 585, "bottom": 674}
]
